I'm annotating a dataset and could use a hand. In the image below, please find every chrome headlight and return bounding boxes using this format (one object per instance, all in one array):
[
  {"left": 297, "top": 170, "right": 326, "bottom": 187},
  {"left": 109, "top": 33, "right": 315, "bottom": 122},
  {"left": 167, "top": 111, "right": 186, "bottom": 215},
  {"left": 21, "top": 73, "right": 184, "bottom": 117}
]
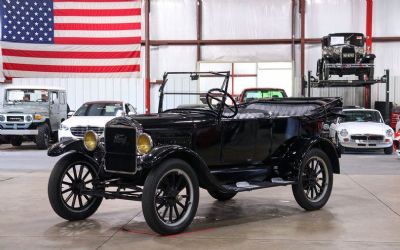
[
  {"left": 59, "top": 123, "right": 69, "bottom": 131},
  {"left": 340, "top": 129, "right": 349, "bottom": 137},
  {"left": 355, "top": 47, "right": 364, "bottom": 54},
  {"left": 137, "top": 133, "right": 153, "bottom": 155},
  {"left": 25, "top": 115, "right": 32, "bottom": 122},
  {"left": 386, "top": 129, "right": 394, "bottom": 137},
  {"left": 83, "top": 131, "right": 99, "bottom": 151},
  {"left": 333, "top": 47, "right": 341, "bottom": 54},
  {"left": 0, "top": 115, "right": 5, "bottom": 122}
]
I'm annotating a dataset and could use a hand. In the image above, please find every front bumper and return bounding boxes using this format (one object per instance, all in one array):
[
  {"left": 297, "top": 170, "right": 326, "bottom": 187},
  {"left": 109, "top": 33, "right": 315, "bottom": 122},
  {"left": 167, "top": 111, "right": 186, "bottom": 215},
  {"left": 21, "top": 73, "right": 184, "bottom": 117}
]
[
  {"left": 326, "top": 63, "right": 374, "bottom": 69},
  {"left": 0, "top": 129, "right": 38, "bottom": 135},
  {"left": 58, "top": 129, "right": 79, "bottom": 143},
  {"left": 340, "top": 137, "right": 392, "bottom": 149}
]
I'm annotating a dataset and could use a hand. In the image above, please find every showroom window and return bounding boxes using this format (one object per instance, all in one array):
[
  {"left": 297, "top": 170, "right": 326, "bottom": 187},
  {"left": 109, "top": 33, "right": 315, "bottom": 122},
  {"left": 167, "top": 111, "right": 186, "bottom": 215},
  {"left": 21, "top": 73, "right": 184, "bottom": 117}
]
[{"left": 198, "top": 62, "right": 293, "bottom": 97}]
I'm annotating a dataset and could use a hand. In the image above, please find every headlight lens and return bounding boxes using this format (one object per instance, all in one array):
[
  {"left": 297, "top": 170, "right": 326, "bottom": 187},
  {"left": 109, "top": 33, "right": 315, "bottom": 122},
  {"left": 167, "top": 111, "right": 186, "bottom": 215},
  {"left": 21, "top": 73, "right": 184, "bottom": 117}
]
[
  {"left": 34, "top": 114, "right": 43, "bottom": 120},
  {"left": 137, "top": 133, "right": 153, "bottom": 155},
  {"left": 83, "top": 131, "right": 99, "bottom": 151},
  {"left": 25, "top": 115, "right": 32, "bottom": 122},
  {"left": 386, "top": 129, "right": 394, "bottom": 137},
  {"left": 0, "top": 115, "right": 5, "bottom": 122},
  {"left": 340, "top": 129, "right": 349, "bottom": 137},
  {"left": 59, "top": 123, "right": 69, "bottom": 131},
  {"left": 333, "top": 47, "right": 341, "bottom": 54}
]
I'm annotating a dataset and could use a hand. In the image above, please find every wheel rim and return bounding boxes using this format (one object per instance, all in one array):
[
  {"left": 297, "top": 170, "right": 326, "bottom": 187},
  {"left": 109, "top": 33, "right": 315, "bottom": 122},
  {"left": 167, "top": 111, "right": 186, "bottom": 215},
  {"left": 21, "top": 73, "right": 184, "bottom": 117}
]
[
  {"left": 154, "top": 169, "right": 194, "bottom": 227},
  {"left": 302, "top": 156, "right": 329, "bottom": 203},
  {"left": 60, "top": 162, "right": 96, "bottom": 211}
]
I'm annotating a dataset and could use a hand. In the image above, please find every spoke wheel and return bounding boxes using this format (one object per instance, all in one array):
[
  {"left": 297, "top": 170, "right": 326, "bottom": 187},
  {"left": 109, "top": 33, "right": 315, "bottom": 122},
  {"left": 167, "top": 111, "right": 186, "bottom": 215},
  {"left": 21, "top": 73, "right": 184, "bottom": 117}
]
[
  {"left": 292, "top": 148, "right": 333, "bottom": 211},
  {"left": 142, "top": 159, "right": 199, "bottom": 235},
  {"left": 301, "top": 157, "right": 328, "bottom": 203},
  {"left": 154, "top": 170, "right": 193, "bottom": 226},
  {"left": 48, "top": 154, "right": 103, "bottom": 221},
  {"left": 60, "top": 162, "right": 96, "bottom": 211}
]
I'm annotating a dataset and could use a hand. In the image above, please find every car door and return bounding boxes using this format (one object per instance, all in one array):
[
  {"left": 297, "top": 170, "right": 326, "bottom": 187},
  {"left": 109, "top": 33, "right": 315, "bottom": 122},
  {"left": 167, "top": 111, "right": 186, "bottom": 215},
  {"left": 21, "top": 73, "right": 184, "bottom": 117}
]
[
  {"left": 49, "top": 91, "right": 60, "bottom": 132},
  {"left": 58, "top": 91, "right": 68, "bottom": 121},
  {"left": 220, "top": 118, "right": 258, "bottom": 165}
]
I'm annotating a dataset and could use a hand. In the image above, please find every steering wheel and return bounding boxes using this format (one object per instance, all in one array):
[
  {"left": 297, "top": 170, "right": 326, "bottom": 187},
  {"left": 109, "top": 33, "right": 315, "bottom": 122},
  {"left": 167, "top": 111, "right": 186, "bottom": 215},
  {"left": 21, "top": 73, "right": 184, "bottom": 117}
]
[{"left": 206, "top": 88, "right": 238, "bottom": 118}]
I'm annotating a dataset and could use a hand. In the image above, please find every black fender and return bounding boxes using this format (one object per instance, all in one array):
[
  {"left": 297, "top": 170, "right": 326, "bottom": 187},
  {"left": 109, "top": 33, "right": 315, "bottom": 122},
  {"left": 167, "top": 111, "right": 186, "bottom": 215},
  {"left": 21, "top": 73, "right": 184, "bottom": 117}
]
[
  {"left": 47, "top": 139, "right": 86, "bottom": 157},
  {"left": 140, "top": 145, "right": 228, "bottom": 192},
  {"left": 281, "top": 136, "right": 340, "bottom": 180},
  {"left": 53, "top": 152, "right": 101, "bottom": 174}
]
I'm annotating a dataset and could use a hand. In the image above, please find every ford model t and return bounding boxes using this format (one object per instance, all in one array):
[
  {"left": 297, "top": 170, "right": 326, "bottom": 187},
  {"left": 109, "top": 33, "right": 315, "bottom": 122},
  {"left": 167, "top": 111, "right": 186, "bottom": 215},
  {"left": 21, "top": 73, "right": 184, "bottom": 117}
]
[
  {"left": 316, "top": 33, "right": 375, "bottom": 80},
  {"left": 47, "top": 72, "right": 342, "bottom": 235}
]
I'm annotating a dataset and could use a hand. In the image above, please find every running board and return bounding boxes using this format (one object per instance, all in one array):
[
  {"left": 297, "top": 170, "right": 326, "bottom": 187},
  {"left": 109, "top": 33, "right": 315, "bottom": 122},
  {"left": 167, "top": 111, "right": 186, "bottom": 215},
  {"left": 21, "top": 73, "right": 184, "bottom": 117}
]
[{"left": 222, "top": 178, "right": 295, "bottom": 192}]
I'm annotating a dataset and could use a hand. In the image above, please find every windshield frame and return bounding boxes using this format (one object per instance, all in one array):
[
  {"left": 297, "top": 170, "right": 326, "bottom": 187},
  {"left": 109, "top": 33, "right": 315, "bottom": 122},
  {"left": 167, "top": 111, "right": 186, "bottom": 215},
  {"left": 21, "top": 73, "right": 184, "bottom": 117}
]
[
  {"left": 158, "top": 71, "right": 230, "bottom": 114},
  {"left": 340, "top": 110, "right": 383, "bottom": 123},
  {"left": 5, "top": 89, "right": 50, "bottom": 103},
  {"left": 74, "top": 102, "right": 124, "bottom": 117}
]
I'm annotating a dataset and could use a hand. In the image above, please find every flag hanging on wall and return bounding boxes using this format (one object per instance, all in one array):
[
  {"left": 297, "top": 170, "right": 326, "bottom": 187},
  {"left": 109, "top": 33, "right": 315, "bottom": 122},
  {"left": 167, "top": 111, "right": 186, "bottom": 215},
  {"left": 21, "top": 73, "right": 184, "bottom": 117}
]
[{"left": 0, "top": 0, "right": 141, "bottom": 78}]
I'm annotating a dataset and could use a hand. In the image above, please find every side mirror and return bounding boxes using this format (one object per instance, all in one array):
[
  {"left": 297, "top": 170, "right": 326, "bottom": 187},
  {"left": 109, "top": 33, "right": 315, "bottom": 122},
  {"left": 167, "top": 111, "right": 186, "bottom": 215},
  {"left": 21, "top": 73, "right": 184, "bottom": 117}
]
[
  {"left": 67, "top": 111, "right": 75, "bottom": 118},
  {"left": 116, "top": 110, "right": 125, "bottom": 117},
  {"left": 128, "top": 111, "right": 135, "bottom": 116}
]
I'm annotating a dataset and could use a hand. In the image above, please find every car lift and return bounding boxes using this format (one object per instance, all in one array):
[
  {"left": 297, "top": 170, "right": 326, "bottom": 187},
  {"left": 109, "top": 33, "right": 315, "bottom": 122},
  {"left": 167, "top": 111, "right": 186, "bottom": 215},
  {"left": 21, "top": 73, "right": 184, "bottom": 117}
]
[{"left": 306, "top": 69, "right": 391, "bottom": 124}]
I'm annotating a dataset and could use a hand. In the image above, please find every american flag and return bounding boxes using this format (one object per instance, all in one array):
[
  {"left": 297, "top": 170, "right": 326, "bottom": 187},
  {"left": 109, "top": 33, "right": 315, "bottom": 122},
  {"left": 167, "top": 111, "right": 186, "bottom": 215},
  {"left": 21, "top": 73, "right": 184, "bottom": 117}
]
[{"left": 1, "top": 0, "right": 141, "bottom": 78}]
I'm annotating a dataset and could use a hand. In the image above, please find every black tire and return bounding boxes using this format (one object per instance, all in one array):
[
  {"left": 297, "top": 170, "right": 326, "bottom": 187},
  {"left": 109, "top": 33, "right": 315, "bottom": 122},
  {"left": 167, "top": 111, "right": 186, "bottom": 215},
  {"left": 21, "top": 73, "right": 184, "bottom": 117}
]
[
  {"left": 292, "top": 148, "right": 333, "bottom": 211},
  {"left": 368, "top": 68, "right": 374, "bottom": 80},
  {"left": 384, "top": 146, "right": 393, "bottom": 155},
  {"left": 142, "top": 158, "right": 199, "bottom": 235},
  {"left": 323, "top": 61, "right": 329, "bottom": 80},
  {"left": 208, "top": 189, "right": 237, "bottom": 201},
  {"left": 48, "top": 153, "right": 103, "bottom": 221},
  {"left": 36, "top": 124, "right": 50, "bottom": 149},
  {"left": 11, "top": 136, "right": 23, "bottom": 146}
]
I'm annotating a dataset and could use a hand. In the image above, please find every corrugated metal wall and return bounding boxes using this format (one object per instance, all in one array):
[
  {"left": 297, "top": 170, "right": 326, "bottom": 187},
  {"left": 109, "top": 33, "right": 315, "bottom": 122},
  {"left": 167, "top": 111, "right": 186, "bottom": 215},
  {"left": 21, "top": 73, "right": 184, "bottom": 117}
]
[{"left": 1, "top": 0, "right": 400, "bottom": 111}]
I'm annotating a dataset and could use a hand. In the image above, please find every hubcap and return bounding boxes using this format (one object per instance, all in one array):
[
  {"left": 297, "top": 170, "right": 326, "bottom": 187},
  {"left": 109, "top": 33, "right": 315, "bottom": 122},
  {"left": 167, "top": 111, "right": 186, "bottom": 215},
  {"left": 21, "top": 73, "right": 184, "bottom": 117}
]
[{"left": 154, "top": 169, "right": 194, "bottom": 226}]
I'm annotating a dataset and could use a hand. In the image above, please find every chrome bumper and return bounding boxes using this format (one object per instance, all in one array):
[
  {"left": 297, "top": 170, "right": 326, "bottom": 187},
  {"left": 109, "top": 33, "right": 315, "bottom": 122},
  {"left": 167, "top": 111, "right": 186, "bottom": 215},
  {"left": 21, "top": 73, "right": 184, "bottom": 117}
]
[{"left": 0, "top": 129, "right": 38, "bottom": 135}]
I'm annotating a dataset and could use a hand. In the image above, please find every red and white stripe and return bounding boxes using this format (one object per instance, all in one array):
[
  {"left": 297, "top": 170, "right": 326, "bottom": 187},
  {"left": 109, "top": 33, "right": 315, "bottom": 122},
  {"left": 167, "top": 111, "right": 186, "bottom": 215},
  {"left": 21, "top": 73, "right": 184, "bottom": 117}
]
[{"left": 2, "top": 0, "right": 141, "bottom": 78}]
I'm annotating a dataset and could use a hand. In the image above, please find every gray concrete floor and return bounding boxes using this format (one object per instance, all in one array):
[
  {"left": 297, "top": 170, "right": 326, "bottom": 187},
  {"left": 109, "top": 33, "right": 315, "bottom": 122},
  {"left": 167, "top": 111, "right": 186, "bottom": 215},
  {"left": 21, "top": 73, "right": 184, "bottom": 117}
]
[{"left": 1, "top": 143, "right": 400, "bottom": 249}]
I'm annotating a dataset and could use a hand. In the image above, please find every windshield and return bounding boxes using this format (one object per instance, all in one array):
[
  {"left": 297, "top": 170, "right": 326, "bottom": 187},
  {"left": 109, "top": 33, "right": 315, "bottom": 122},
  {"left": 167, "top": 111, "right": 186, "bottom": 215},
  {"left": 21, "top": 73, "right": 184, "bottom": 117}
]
[
  {"left": 340, "top": 110, "right": 383, "bottom": 123},
  {"left": 159, "top": 72, "right": 230, "bottom": 113},
  {"left": 243, "top": 89, "right": 286, "bottom": 102},
  {"left": 75, "top": 103, "right": 123, "bottom": 116},
  {"left": 330, "top": 34, "right": 364, "bottom": 46},
  {"left": 6, "top": 89, "right": 49, "bottom": 103}
]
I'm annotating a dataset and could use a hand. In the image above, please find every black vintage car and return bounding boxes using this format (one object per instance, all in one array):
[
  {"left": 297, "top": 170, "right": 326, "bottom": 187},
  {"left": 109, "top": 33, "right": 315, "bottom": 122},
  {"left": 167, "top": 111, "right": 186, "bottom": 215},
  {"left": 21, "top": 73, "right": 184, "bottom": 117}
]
[
  {"left": 317, "top": 33, "right": 375, "bottom": 80},
  {"left": 47, "top": 72, "right": 342, "bottom": 235}
]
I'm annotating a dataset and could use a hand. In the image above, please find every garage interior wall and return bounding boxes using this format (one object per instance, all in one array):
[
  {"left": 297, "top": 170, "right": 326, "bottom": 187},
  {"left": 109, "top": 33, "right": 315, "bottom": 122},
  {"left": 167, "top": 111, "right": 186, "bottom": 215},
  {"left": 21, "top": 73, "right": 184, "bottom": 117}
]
[{"left": 1, "top": 0, "right": 400, "bottom": 111}]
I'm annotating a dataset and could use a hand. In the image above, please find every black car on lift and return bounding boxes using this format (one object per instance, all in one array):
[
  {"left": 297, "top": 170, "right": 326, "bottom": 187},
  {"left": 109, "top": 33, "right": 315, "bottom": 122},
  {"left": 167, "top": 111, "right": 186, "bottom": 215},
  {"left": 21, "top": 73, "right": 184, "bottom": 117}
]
[
  {"left": 47, "top": 71, "right": 342, "bottom": 235},
  {"left": 317, "top": 33, "right": 375, "bottom": 81}
]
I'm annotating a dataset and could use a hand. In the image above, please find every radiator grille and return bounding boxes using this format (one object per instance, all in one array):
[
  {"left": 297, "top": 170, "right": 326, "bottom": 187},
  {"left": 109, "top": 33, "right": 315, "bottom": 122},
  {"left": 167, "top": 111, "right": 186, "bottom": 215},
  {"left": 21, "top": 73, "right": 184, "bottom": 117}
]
[
  {"left": 70, "top": 126, "right": 104, "bottom": 137},
  {"left": 7, "top": 116, "right": 24, "bottom": 122},
  {"left": 341, "top": 47, "right": 356, "bottom": 64},
  {"left": 351, "top": 134, "right": 384, "bottom": 141}
]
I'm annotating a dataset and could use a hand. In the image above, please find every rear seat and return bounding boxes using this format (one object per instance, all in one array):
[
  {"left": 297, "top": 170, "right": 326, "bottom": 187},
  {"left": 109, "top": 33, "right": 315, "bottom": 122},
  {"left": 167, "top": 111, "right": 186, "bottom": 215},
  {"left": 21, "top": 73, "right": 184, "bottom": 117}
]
[
  {"left": 246, "top": 103, "right": 319, "bottom": 117},
  {"left": 223, "top": 103, "right": 320, "bottom": 119}
]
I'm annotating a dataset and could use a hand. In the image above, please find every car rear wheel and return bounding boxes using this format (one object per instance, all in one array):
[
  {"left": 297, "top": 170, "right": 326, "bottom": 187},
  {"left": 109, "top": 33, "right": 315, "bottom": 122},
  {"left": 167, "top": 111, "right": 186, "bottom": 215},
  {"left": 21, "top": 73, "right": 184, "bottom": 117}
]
[
  {"left": 142, "top": 158, "right": 199, "bottom": 235},
  {"left": 48, "top": 154, "right": 103, "bottom": 221},
  {"left": 292, "top": 148, "right": 333, "bottom": 211},
  {"left": 11, "top": 136, "right": 23, "bottom": 146},
  {"left": 208, "top": 189, "right": 237, "bottom": 201},
  {"left": 384, "top": 146, "right": 393, "bottom": 155},
  {"left": 36, "top": 124, "right": 50, "bottom": 149}
]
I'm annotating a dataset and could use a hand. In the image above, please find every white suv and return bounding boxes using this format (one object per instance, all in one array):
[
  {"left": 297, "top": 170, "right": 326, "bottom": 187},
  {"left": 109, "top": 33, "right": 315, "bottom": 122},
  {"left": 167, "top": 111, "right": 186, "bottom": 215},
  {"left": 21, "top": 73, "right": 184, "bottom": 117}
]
[{"left": 58, "top": 101, "right": 136, "bottom": 143}]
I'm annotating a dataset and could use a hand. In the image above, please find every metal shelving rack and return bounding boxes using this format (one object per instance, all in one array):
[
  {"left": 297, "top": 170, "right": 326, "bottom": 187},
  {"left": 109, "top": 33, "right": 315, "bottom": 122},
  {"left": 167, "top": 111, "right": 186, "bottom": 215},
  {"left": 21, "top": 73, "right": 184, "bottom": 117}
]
[{"left": 306, "top": 69, "right": 391, "bottom": 123}]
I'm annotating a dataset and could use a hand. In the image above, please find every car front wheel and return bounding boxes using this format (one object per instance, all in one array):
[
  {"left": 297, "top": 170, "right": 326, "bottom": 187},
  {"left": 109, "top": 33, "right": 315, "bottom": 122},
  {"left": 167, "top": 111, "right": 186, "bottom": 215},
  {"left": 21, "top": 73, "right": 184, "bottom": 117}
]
[
  {"left": 36, "top": 124, "right": 50, "bottom": 149},
  {"left": 142, "top": 158, "right": 199, "bottom": 235},
  {"left": 292, "top": 148, "right": 333, "bottom": 211},
  {"left": 384, "top": 146, "right": 393, "bottom": 155},
  {"left": 48, "top": 154, "right": 103, "bottom": 221}
]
